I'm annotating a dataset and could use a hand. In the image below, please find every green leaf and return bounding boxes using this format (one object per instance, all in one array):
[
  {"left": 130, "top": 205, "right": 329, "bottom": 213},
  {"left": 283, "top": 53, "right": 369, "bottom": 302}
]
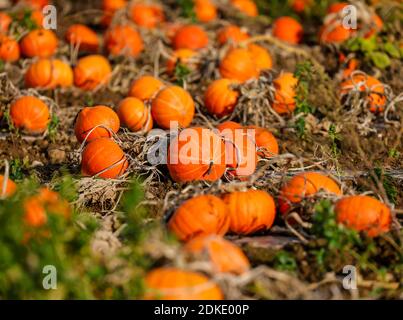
[
  {"left": 383, "top": 42, "right": 401, "bottom": 59},
  {"left": 360, "top": 36, "right": 377, "bottom": 53},
  {"left": 369, "top": 51, "right": 391, "bottom": 69}
]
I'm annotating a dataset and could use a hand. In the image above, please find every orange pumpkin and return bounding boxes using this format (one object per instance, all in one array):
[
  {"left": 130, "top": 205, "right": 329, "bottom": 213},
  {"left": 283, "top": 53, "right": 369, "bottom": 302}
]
[
  {"left": 116, "top": 97, "right": 152, "bottom": 132},
  {"left": 272, "top": 72, "right": 298, "bottom": 115},
  {"left": 219, "top": 47, "right": 260, "bottom": 83},
  {"left": 19, "top": 29, "right": 58, "bottom": 58},
  {"left": 246, "top": 125, "right": 279, "bottom": 158},
  {"left": 167, "top": 127, "right": 226, "bottom": 182},
  {"left": 292, "top": 0, "right": 312, "bottom": 12},
  {"left": 222, "top": 190, "right": 276, "bottom": 235},
  {"left": 341, "top": 58, "right": 359, "bottom": 79},
  {"left": 230, "top": 0, "right": 258, "bottom": 17},
  {"left": 25, "top": 58, "right": 73, "bottom": 89},
  {"left": 30, "top": 9, "right": 44, "bottom": 27},
  {"left": 168, "top": 195, "right": 230, "bottom": 241},
  {"left": 217, "top": 25, "right": 249, "bottom": 46},
  {"left": 247, "top": 44, "right": 273, "bottom": 71},
  {"left": 0, "top": 12, "right": 12, "bottom": 34},
  {"left": 172, "top": 25, "right": 209, "bottom": 50},
  {"left": 327, "top": 2, "right": 349, "bottom": 14},
  {"left": 81, "top": 137, "right": 129, "bottom": 179},
  {"left": 217, "top": 121, "right": 242, "bottom": 133},
  {"left": 128, "top": 75, "right": 164, "bottom": 101},
  {"left": 340, "top": 74, "right": 386, "bottom": 113},
  {"left": 319, "top": 21, "right": 352, "bottom": 44},
  {"left": 105, "top": 25, "right": 144, "bottom": 57},
  {"left": 74, "top": 106, "right": 120, "bottom": 143},
  {"left": 364, "top": 14, "right": 383, "bottom": 38},
  {"left": 24, "top": 197, "right": 47, "bottom": 227},
  {"left": 65, "top": 24, "right": 99, "bottom": 52},
  {"left": 204, "top": 79, "right": 239, "bottom": 118},
  {"left": 335, "top": 195, "right": 392, "bottom": 237},
  {"left": 74, "top": 55, "right": 112, "bottom": 91},
  {"left": 166, "top": 49, "right": 198, "bottom": 75},
  {"left": 130, "top": 3, "right": 164, "bottom": 29},
  {"left": 185, "top": 235, "right": 250, "bottom": 274},
  {"left": 144, "top": 267, "right": 223, "bottom": 300},
  {"left": 151, "top": 86, "right": 195, "bottom": 129},
  {"left": 272, "top": 16, "right": 303, "bottom": 44},
  {"left": 0, "top": 175, "right": 17, "bottom": 198},
  {"left": 278, "top": 172, "right": 342, "bottom": 214},
  {"left": 194, "top": 0, "right": 217, "bottom": 23},
  {"left": 10, "top": 96, "right": 50, "bottom": 134},
  {"left": 101, "top": 0, "right": 127, "bottom": 26},
  {"left": 0, "top": 34, "right": 20, "bottom": 62}
]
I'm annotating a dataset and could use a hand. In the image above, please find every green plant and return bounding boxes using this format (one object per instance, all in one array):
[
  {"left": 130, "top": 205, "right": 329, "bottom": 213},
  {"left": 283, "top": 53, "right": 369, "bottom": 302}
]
[
  {"left": 373, "top": 167, "right": 398, "bottom": 205},
  {"left": 9, "top": 158, "right": 29, "bottom": 181},
  {"left": 48, "top": 114, "right": 59, "bottom": 142},
  {"left": 177, "top": 0, "right": 197, "bottom": 21},
  {"left": 273, "top": 250, "right": 297, "bottom": 272},
  {"left": 328, "top": 123, "right": 341, "bottom": 158},
  {"left": 174, "top": 63, "right": 191, "bottom": 87}
]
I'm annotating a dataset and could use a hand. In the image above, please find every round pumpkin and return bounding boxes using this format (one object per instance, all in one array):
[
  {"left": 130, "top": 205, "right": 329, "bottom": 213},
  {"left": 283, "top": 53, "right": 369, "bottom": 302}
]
[
  {"left": 105, "top": 24, "right": 144, "bottom": 57},
  {"left": 185, "top": 235, "right": 250, "bottom": 274},
  {"left": 65, "top": 24, "right": 99, "bottom": 52},
  {"left": 74, "top": 106, "right": 120, "bottom": 143},
  {"left": 230, "top": 0, "right": 258, "bottom": 17},
  {"left": 144, "top": 267, "right": 223, "bottom": 300},
  {"left": 292, "top": 0, "right": 312, "bottom": 12},
  {"left": 334, "top": 195, "right": 392, "bottom": 237},
  {"left": 219, "top": 47, "right": 260, "bottom": 83},
  {"left": 101, "top": 0, "right": 127, "bottom": 26},
  {"left": 128, "top": 75, "right": 164, "bottom": 101},
  {"left": 0, "top": 175, "right": 17, "bottom": 198},
  {"left": 319, "top": 21, "right": 352, "bottom": 43},
  {"left": 167, "top": 127, "right": 226, "bottom": 182},
  {"left": 166, "top": 48, "right": 198, "bottom": 75},
  {"left": 10, "top": 96, "right": 50, "bottom": 134},
  {"left": 340, "top": 74, "right": 386, "bottom": 113},
  {"left": 81, "top": 137, "right": 129, "bottom": 179},
  {"left": 130, "top": 3, "right": 164, "bottom": 28},
  {"left": 168, "top": 194, "right": 230, "bottom": 241},
  {"left": 25, "top": 58, "right": 73, "bottom": 89},
  {"left": 222, "top": 189, "right": 276, "bottom": 235},
  {"left": 248, "top": 44, "right": 273, "bottom": 71},
  {"left": 0, "top": 12, "right": 12, "bottom": 34},
  {"left": 116, "top": 97, "right": 152, "bottom": 132},
  {"left": 194, "top": 0, "right": 217, "bottom": 23},
  {"left": 19, "top": 29, "right": 58, "bottom": 58},
  {"left": 272, "top": 72, "right": 298, "bottom": 115},
  {"left": 74, "top": 55, "right": 112, "bottom": 91},
  {"left": 217, "top": 25, "right": 249, "bottom": 46},
  {"left": 272, "top": 16, "right": 303, "bottom": 44},
  {"left": 246, "top": 125, "right": 279, "bottom": 158},
  {"left": 151, "top": 85, "right": 195, "bottom": 129},
  {"left": 172, "top": 25, "right": 209, "bottom": 50},
  {"left": 204, "top": 79, "right": 239, "bottom": 118},
  {"left": 278, "top": 172, "right": 342, "bottom": 214},
  {"left": 217, "top": 121, "right": 242, "bottom": 134},
  {"left": 0, "top": 34, "right": 20, "bottom": 62}
]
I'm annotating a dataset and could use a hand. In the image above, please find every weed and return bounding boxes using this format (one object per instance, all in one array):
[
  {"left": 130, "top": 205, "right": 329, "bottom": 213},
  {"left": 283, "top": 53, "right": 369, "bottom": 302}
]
[
  {"left": 174, "top": 63, "right": 191, "bottom": 87},
  {"left": 373, "top": 167, "right": 398, "bottom": 204},
  {"left": 273, "top": 250, "right": 298, "bottom": 272}
]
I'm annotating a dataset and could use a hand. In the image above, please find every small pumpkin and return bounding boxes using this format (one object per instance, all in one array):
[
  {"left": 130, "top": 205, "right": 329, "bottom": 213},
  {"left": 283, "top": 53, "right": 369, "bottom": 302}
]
[
  {"left": 204, "top": 79, "right": 239, "bottom": 118},
  {"left": 278, "top": 172, "right": 342, "bottom": 214},
  {"left": 246, "top": 125, "right": 279, "bottom": 158},
  {"left": 167, "top": 127, "right": 226, "bottom": 182},
  {"left": 10, "top": 96, "right": 50, "bottom": 134},
  {"left": 272, "top": 16, "right": 303, "bottom": 44},
  {"left": 128, "top": 75, "right": 164, "bottom": 101},
  {"left": 172, "top": 25, "right": 209, "bottom": 50},
  {"left": 217, "top": 121, "right": 242, "bottom": 134},
  {"left": 166, "top": 48, "right": 198, "bottom": 75},
  {"left": 74, "top": 106, "right": 120, "bottom": 143},
  {"left": 0, "top": 12, "right": 12, "bottom": 34},
  {"left": 217, "top": 25, "right": 249, "bottom": 46},
  {"left": 194, "top": 0, "right": 217, "bottom": 23},
  {"left": 65, "top": 24, "right": 99, "bottom": 52},
  {"left": 130, "top": 3, "right": 164, "bottom": 29},
  {"left": 319, "top": 21, "right": 352, "bottom": 44},
  {"left": 340, "top": 74, "right": 386, "bottom": 113},
  {"left": 222, "top": 189, "right": 276, "bottom": 235},
  {"left": 247, "top": 44, "right": 273, "bottom": 71},
  {"left": 116, "top": 97, "right": 152, "bottom": 132},
  {"left": 101, "top": 0, "right": 127, "bottom": 26},
  {"left": 335, "top": 195, "right": 392, "bottom": 237},
  {"left": 230, "top": 0, "right": 258, "bottom": 17},
  {"left": 105, "top": 24, "right": 144, "bottom": 57},
  {"left": 185, "top": 235, "right": 250, "bottom": 274},
  {"left": 0, "top": 34, "right": 20, "bottom": 62},
  {"left": 0, "top": 175, "right": 17, "bottom": 198},
  {"left": 272, "top": 72, "right": 298, "bottom": 115},
  {"left": 144, "top": 267, "right": 223, "bottom": 300},
  {"left": 151, "top": 85, "right": 195, "bottom": 129},
  {"left": 74, "top": 55, "right": 112, "bottom": 91},
  {"left": 19, "top": 29, "right": 58, "bottom": 58},
  {"left": 81, "top": 137, "right": 129, "bottom": 179},
  {"left": 168, "top": 194, "right": 230, "bottom": 241},
  {"left": 219, "top": 47, "right": 260, "bottom": 83},
  {"left": 327, "top": 2, "right": 349, "bottom": 14},
  {"left": 25, "top": 58, "right": 73, "bottom": 89},
  {"left": 292, "top": 0, "right": 312, "bottom": 13}
]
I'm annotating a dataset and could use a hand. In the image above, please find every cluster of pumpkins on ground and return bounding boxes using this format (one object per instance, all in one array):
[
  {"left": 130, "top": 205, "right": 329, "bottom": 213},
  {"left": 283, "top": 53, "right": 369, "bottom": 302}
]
[{"left": 0, "top": 0, "right": 394, "bottom": 299}]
